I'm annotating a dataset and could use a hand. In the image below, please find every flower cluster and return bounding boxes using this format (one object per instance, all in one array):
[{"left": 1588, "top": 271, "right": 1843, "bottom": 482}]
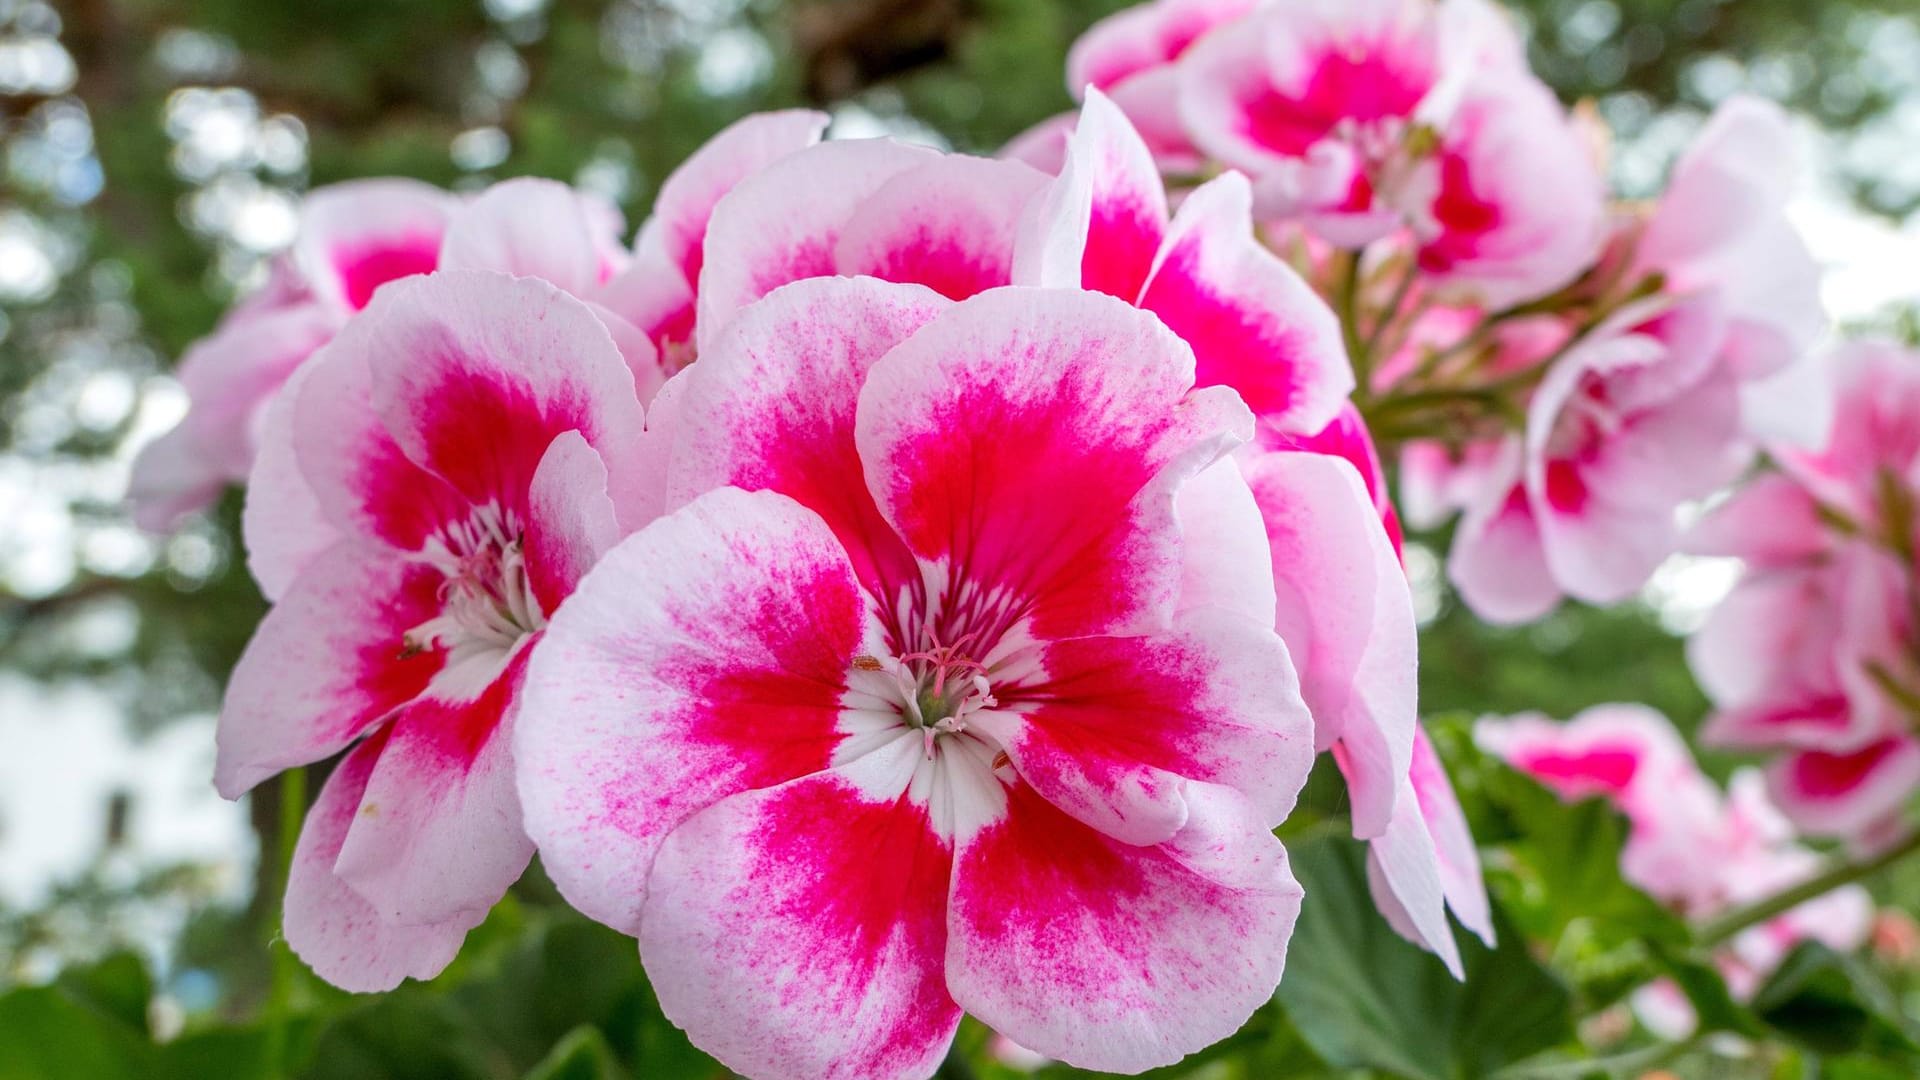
[
  {"left": 139, "top": 87, "right": 1493, "bottom": 1072},
  {"left": 1028, "top": 0, "right": 1826, "bottom": 628},
  {"left": 1478, "top": 705, "right": 1875, "bottom": 1037},
  {"left": 125, "top": 0, "right": 1899, "bottom": 1073},
  {"left": 1687, "top": 342, "right": 1920, "bottom": 845}
]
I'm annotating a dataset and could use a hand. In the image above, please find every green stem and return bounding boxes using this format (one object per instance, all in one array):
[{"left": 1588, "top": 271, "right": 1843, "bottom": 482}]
[
  {"left": 263, "top": 766, "right": 307, "bottom": 1077},
  {"left": 1335, "top": 252, "right": 1370, "bottom": 402},
  {"left": 1361, "top": 258, "right": 1419, "bottom": 359},
  {"left": 1499, "top": 1034, "right": 1702, "bottom": 1080},
  {"left": 1699, "top": 826, "right": 1920, "bottom": 948}
]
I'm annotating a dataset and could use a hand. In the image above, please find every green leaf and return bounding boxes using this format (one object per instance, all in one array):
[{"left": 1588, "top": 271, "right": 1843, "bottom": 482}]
[
  {"left": 153, "top": 1023, "right": 320, "bottom": 1080},
  {"left": 523, "top": 1026, "right": 626, "bottom": 1080},
  {"left": 0, "top": 986, "right": 149, "bottom": 1080},
  {"left": 1480, "top": 766, "right": 1686, "bottom": 947},
  {"left": 1751, "top": 942, "right": 1920, "bottom": 1060},
  {"left": 1646, "top": 942, "right": 1762, "bottom": 1038},
  {"left": 55, "top": 952, "right": 154, "bottom": 1036},
  {"left": 1274, "top": 834, "right": 1574, "bottom": 1080},
  {"left": 297, "top": 989, "right": 495, "bottom": 1080},
  {"left": 1823, "top": 1057, "right": 1917, "bottom": 1080}
]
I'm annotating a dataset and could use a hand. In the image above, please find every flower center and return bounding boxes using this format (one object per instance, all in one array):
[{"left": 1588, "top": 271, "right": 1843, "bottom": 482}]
[
  {"left": 404, "top": 505, "right": 544, "bottom": 692},
  {"left": 858, "top": 630, "right": 999, "bottom": 759}
]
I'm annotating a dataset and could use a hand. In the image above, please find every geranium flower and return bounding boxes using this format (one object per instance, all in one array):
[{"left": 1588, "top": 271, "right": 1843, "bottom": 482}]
[
  {"left": 133, "top": 110, "right": 820, "bottom": 531},
  {"left": 1624, "top": 95, "right": 1827, "bottom": 436},
  {"left": 130, "top": 179, "right": 458, "bottom": 529},
  {"left": 516, "top": 280, "right": 1314, "bottom": 1077},
  {"left": 1017, "top": 91, "right": 1488, "bottom": 970},
  {"left": 1174, "top": 0, "right": 1602, "bottom": 305},
  {"left": 1686, "top": 341, "right": 1920, "bottom": 841},
  {"left": 1003, "top": 0, "right": 1255, "bottom": 170},
  {"left": 689, "top": 134, "right": 1048, "bottom": 341},
  {"left": 591, "top": 108, "right": 827, "bottom": 371},
  {"left": 217, "top": 271, "right": 656, "bottom": 990}
]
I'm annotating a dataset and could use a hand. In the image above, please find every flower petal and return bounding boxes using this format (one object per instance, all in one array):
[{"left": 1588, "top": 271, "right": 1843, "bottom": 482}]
[
  {"left": 1767, "top": 738, "right": 1920, "bottom": 841},
  {"left": 1240, "top": 448, "right": 1416, "bottom": 838},
  {"left": 283, "top": 732, "right": 482, "bottom": 992},
  {"left": 1014, "top": 89, "right": 1168, "bottom": 300},
  {"left": 1357, "top": 760, "right": 1463, "bottom": 979},
  {"left": 665, "top": 276, "right": 948, "bottom": 596},
  {"left": 946, "top": 781, "right": 1300, "bottom": 1072},
  {"left": 365, "top": 271, "right": 649, "bottom": 527},
  {"left": 438, "top": 178, "right": 623, "bottom": 295},
  {"left": 647, "top": 109, "right": 829, "bottom": 285},
  {"left": 695, "top": 138, "right": 939, "bottom": 351},
  {"left": 140, "top": 303, "right": 338, "bottom": 494},
  {"left": 1409, "top": 727, "right": 1493, "bottom": 946},
  {"left": 215, "top": 542, "right": 445, "bottom": 798},
  {"left": 1684, "top": 473, "right": 1826, "bottom": 565},
  {"left": 291, "top": 307, "right": 471, "bottom": 553},
  {"left": 638, "top": 735, "right": 959, "bottom": 1080},
  {"left": 857, "top": 287, "right": 1253, "bottom": 640},
  {"left": 524, "top": 431, "right": 621, "bottom": 617},
  {"left": 977, "top": 607, "right": 1312, "bottom": 846},
  {"left": 1139, "top": 171, "right": 1352, "bottom": 433},
  {"left": 241, "top": 364, "right": 343, "bottom": 600},
  {"left": 833, "top": 156, "right": 1048, "bottom": 301},
  {"left": 515, "top": 488, "right": 875, "bottom": 934},
  {"left": 1172, "top": 454, "right": 1278, "bottom": 624},
  {"left": 1446, "top": 442, "right": 1562, "bottom": 625},
  {"left": 332, "top": 650, "right": 535, "bottom": 927},
  {"left": 1358, "top": 727, "right": 1493, "bottom": 977},
  {"left": 295, "top": 179, "right": 454, "bottom": 314}
]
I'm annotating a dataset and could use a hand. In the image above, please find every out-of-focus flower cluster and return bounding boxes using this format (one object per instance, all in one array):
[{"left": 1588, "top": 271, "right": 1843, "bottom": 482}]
[
  {"left": 1480, "top": 705, "right": 1875, "bottom": 1037},
  {"left": 1687, "top": 342, "right": 1920, "bottom": 847},
  {"left": 1024, "top": 0, "right": 1827, "bottom": 627}
]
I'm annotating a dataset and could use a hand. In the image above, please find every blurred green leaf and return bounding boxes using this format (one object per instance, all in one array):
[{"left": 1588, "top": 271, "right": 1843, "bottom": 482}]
[
  {"left": 297, "top": 988, "right": 494, "bottom": 1080},
  {"left": 1482, "top": 768, "right": 1686, "bottom": 948},
  {"left": 1275, "top": 835, "right": 1574, "bottom": 1080},
  {"left": 523, "top": 1026, "right": 625, "bottom": 1080},
  {"left": 0, "top": 986, "right": 148, "bottom": 1080},
  {"left": 1645, "top": 942, "right": 1762, "bottom": 1038},
  {"left": 1751, "top": 942, "right": 1920, "bottom": 1061},
  {"left": 153, "top": 1020, "right": 324, "bottom": 1080},
  {"left": 55, "top": 952, "right": 153, "bottom": 1036}
]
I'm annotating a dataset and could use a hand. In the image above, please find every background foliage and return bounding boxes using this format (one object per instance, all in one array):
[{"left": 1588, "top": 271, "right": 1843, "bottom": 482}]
[{"left": 3, "top": 0, "right": 1920, "bottom": 1077}]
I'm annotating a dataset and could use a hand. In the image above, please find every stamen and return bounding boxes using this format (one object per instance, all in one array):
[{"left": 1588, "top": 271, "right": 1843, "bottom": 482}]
[{"left": 401, "top": 506, "right": 545, "bottom": 677}]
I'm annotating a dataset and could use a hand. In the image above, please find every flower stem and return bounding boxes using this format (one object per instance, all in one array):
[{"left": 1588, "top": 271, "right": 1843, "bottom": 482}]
[
  {"left": 263, "top": 766, "right": 307, "bottom": 1076},
  {"left": 1499, "top": 1034, "right": 1702, "bottom": 1079},
  {"left": 1335, "top": 251, "right": 1370, "bottom": 403},
  {"left": 1698, "top": 826, "right": 1920, "bottom": 948}
]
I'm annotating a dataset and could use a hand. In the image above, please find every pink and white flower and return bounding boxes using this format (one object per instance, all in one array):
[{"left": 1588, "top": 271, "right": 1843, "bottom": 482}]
[
  {"left": 1482, "top": 706, "right": 1875, "bottom": 1035},
  {"left": 1003, "top": 0, "right": 1256, "bottom": 171},
  {"left": 130, "top": 179, "right": 459, "bottom": 529},
  {"left": 1174, "top": 0, "right": 1603, "bottom": 305},
  {"left": 1016, "top": 91, "right": 1489, "bottom": 971},
  {"left": 1625, "top": 95, "right": 1827, "bottom": 434},
  {"left": 516, "top": 280, "right": 1315, "bottom": 1077},
  {"left": 1686, "top": 341, "right": 1920, "bottom": 842},
  {"left": 134, "top": 111, "right": 819, "bottom": 531},
  {"left": 131, "top": 175, "right": 636, "bottom": 530},
  {"left": 217, "top": 271, "right": 656, "bottom": 991},
  {"left": 591, "top": 108, "right": 828, "bottom": 372},
  {"left": 1451, "top": 304, "right": 1753, "bottom": 622},
  {"left": 691, "top": 135, "right": 1048, "bottom": 344},
  {"left": 1478, "top": 704, "right": 1732, "bottom": 907}
]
